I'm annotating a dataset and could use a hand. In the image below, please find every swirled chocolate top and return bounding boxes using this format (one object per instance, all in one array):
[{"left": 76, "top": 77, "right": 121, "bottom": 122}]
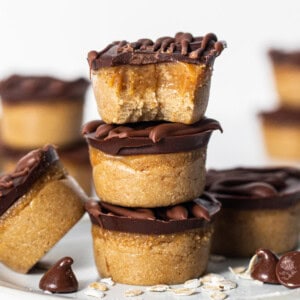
[
  {"left": 85, "top": 193, "right": 221, "bottom": 234},
  {"left": 0, "top": 75, "right": 89, "bottom": 102},
  {"left": 206, "top": 167, "right": 300, "bottom": 209},
  {"left": 259, "top": 106, "right": 300, "bottom": 125},
  {"left": 0, "top": 145, "right": 63, "bottom": 216},
  {"left": 269, "top": 49, "right": 300, "bottom": 66},
  {"left": 88, "top": 32, "right": 226, "bottom": 69},
  {"left": 82, "top": 118, "right": 222, "bottom": 156}
]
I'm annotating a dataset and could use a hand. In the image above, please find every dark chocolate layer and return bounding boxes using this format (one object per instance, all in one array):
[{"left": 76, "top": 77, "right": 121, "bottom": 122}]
[
  {"left": 0, "top": 145, "right": 63, "bottom": 216},
  {"left": 206, "top": 167, "right": 300, "bottom": 209},
  {"left": 85, "top": 193, "right": 221, "bottom": 234},
  {"left": 0, "top": 141, "right": 90, "bottom": 165},
  {"left": 0, "top": 75, "right": 89, "bottom": 102},
  {"left": 82, "top": 118, "right": 222, "bottom": 156},
  {"left": 88, "top": 32, "right": 226, "bottom": 69},
  {"left": 269, "top": 49, "right": 300, "bottom": 66},
  {"left": 259, "top": 106, "right": 300, "bottom": 125}
]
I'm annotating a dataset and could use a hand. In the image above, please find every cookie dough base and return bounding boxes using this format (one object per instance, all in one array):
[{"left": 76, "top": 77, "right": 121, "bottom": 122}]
[
  {"left": 212, "top": 205, "right": 300, "bottom": 257},
  {"left": 272, "top": 64, "right": 300, "bottom": 107},
  {"left": 89, "top": 147, "right": 207, "bottom": 207},
  {"left": 91, "top": 62, "right": 211, "bottom": 124},
  {"left": 92, "top": 225, "right": 213, "bottom": 285},
  {"left": 0, "top": 164, "right": 86, "bottom": 273},
  {"left": 261, "top": 121, "right": 300, "bottom": 160},
  {"left": 1, "top": 99, "right": 84, "bottom": 149}
]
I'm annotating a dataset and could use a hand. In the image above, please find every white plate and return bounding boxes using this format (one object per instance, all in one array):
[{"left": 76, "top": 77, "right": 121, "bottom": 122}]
[{"left": 0, "top": 217, "right": 299, "bottom": 300}]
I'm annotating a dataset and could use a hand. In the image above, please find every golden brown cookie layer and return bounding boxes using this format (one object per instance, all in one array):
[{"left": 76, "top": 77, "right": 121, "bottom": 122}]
[
  {"left": 90, "top": 147, "right": 206, "bottom": 207},
  {"left": 92, "top": 225, "right": 213, "bottom": 285}
]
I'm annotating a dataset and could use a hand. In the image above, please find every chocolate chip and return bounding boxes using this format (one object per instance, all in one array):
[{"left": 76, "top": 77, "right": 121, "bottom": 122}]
[
  {"left": 251, "top": 249, "right": 279, "bottom": 284},
  {"left": 276, "top": 251, "right": 300, "bottom": 288},
  {"left": 39, "top": 257, "right": 78, "bottom": 293}
]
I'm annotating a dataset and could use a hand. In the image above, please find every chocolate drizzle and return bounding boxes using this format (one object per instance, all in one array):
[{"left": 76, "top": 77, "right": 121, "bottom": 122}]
[
  {"left": 259, "top": 106, "right": 300, "bottom": 125},
  {"left": 0, "top": 145, "right": 62, "bottom": 216},
  {"left": 39, "top": 257, "right": 78, "bottom": 293},
  {"left": 0, "top": 75, "right": 89, "bottom": 102},
  {"left": 269, "top": 49, "right": 300, "bottom": 66},
  {"left": 82, "top": 118, "right": 222, "bottom": 156},
  {"left": 85, "top": 194, "right": 221, "bottom": 234},
  {"left": 88, "top": 32, "right": 226, "bottom": 69},
  {"left": 205, "top": 167, "right": 300, "bottom": 209}
]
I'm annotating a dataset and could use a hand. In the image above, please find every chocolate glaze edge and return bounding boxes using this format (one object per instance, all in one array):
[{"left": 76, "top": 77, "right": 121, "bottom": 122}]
[
  {"left": 83, "top": 118, "right": 222, "bottom": 156},
  {"left": 85, "top": 194, "right": 221, "bottom": 235}
]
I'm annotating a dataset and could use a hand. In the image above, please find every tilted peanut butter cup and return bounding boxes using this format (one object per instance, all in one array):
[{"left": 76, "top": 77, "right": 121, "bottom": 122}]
[{"left": 0, "top": 145, "right": 86, "bottom": 273}]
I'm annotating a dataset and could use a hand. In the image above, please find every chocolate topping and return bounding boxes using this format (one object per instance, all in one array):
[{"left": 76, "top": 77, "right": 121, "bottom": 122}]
[
  {"left": 0, "top": 145, "right": 62, "bottom": 216},
  {"left": 269, "top": 49, "right": 300, "bottom": 66},
  {"left": 88, "top": 32, "right": 226, "bottom": 69},
  {"left": 276, "top": 251, "right": 300, "bottom": 288},
  {"left": 0, "top": 75, "right": 89, "bottom": 102},
  {"left": 85, "top": 193, "right": 221, "bottom": 235},
  {"left": 259, "top": 106, "right": 300, "bottom": 125},
  {"left": 251, "top": 249, "right": 279, "bottom": 284},
  {"left": 205, "top": 167, "right": 300, "bottom": 209},
  {"left": 39, "top": 257, "right": 78, "bottom": 293},
  {"left": 82, "top": 118, "right": 222, "bottom": 156}
]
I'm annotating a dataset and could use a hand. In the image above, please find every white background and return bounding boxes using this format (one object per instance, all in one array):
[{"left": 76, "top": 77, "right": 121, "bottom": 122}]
[{"left": 1, "top": 0, "right": 300, "bottom": 168}]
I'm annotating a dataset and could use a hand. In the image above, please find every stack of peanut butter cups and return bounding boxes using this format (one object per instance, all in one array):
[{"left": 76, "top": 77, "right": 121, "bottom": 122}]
[
  {"left": 83, "top": 32, "right": 226, "bottom": 285},
  {"left": 0, "top": 75, "right": 93, "bottom": 194},
  {"left": 259, "top": 49, "right": 300, "bottom": 161}
]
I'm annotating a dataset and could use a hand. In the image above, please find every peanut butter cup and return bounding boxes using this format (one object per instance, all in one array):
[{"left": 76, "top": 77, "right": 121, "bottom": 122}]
[
  {"left": 0, "top": 145, "right": 86, "bottom": 273},
  {"left": 269, "top": 49, "right": 300, "bottom": 108},
  {"left": 206, "top": 167, "right": 300, "bottom": 257},
  {"left": 83, "top": 118, "right": 222, "bottom": 207},
  {"left": 259, "top": 106, "right": 300, "bottom": 160},
  {"left": 0, "top": 75, "right": 89, "bottom": 149},
  {"left": 87, "top": 32, "right": 226, "bottom": 124},
  {"left": 85, "top": 194, "right": 221, "bottom": 285}
]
